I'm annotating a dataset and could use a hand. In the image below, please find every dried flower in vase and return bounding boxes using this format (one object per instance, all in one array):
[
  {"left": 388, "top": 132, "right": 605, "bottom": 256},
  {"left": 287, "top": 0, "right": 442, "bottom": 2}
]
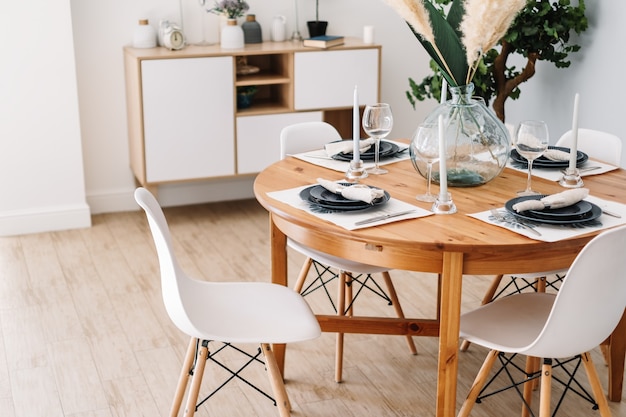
[
  {"left": 207, "top": 0, "right": 250, "bottom": 19},
  {"left": 383, "top": 0, "right": 526, "bottom": 86}
]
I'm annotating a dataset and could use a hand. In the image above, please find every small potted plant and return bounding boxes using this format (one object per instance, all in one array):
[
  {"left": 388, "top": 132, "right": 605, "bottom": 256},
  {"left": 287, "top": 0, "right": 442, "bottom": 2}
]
[
  {"left": 236, "top": 85, "right": 258, "bottom": 109},
  {"left": 307, "top": 0, "right": 327, "bottom": 38}
]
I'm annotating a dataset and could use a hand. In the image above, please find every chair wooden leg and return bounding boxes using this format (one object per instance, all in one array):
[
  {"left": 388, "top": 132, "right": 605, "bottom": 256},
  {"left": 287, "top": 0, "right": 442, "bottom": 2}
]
[
  {"left": 460, "top": 275, "right": 504, "bottom": 352},
  {"left": 381, "top": 271, "right": 417, "bottom": 355},
  {"left": 170, "top": 337, "right": 198, "bottom": 417},
  {"left": 335, "top": 271, "right": 347, "bottom": 383},
  {"left": 458, "top": 349, "right": 499, "bottom": 417},
  {"left": 183, "top": 340, "right": 209, "bottom": 417},
  {"left": 262, "top": 343, "right": 291, "bottom": 417},
  {"left": 522, "top": 356, "right": 540, "bottom": 417},
  {"left": 581, "top": 352, "right": 612, "bottom": 417},
  {"left": 538, "top": 359, "right": 552, "bottom": 417},
  {"left": 293, "top": 257, "right": 313, "bottom": 293}
]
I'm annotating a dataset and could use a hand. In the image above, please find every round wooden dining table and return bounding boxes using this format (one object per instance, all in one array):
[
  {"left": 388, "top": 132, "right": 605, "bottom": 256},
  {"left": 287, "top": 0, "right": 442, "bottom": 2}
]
[{"left": 253, "top": 154, "right": 626, "bottom": 417}]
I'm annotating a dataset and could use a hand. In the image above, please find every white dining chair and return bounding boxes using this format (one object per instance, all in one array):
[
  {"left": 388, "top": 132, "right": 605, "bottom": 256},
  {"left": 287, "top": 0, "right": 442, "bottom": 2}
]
[
  {"left": 458, "top": 225, "right": 626, "bottom": 417},
  {"left": 556, "top": 128, "right": 622, "bottom": 166},
  {"left": 462, "top": 128, "right": 623, "bottom": 352},
  {"left": 279, "top": 121, "right": 417, "bottom": 382},
  {"left": 134, "top": 187, "right": 321, "bottom": 417}
]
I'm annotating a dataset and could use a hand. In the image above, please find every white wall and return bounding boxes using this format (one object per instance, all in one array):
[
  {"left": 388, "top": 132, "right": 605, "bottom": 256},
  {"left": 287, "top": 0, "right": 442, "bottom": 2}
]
[
  {"left": 2, "top": 1, "right": 624, "bottom": 234},
  {"left": 0, "top": 0, "right": 90, "bottom": 236}
]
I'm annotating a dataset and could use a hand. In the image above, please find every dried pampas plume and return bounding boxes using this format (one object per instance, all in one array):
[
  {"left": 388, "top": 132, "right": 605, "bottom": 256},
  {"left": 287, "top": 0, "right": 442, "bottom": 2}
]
[
  {"left": 383, "top": 0, "right": 435, "bottom": 45},
  {"left": 461, "top": 0, "right": 527, "bottom": 82}
]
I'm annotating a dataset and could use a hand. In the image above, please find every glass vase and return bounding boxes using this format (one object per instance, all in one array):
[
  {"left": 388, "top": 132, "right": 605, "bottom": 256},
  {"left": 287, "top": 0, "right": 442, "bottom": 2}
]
[{"left": 410, "top": 83, "right": 510, "bottom": 187}]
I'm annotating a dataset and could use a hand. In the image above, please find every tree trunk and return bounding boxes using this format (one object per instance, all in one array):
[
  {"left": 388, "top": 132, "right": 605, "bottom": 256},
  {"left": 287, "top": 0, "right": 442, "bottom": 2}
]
[{"left": 492, "top": 40, "right": 540, "bottom": 123}]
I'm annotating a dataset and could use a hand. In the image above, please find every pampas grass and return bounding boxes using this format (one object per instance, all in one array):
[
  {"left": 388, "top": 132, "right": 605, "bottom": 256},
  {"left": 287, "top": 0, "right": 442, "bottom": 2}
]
[
  {"left": 383, "top": 0, "right": 526, "bottom": 86},
  {"left": 461, "top": 0, "right": 527, "bottom": 83},
  {"left": 383, "top": 0, "right": 435, "bottom": 44}
]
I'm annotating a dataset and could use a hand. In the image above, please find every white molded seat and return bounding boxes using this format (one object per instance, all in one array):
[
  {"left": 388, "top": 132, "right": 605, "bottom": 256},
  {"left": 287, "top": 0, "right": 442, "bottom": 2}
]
[
  {"left": 134, "top": 187, "right": 321, "bottom": 417},
  {"left": 280, "top": 121, "right": 417, "bottom": 382},
  {"left": 556, "top": 128, "right": 622, "bottom": 166},
  {"left": 458, "top": 225, "right": 626, "bottom": 417},
  {"left": 463, "top": 128, "right": 623, "bottom": 351}
]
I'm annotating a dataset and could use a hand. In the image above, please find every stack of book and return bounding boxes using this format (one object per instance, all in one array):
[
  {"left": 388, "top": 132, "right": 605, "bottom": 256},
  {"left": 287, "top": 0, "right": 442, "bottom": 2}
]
[{"left": 303, "top": 35, "right": 345, "bottom": 49}]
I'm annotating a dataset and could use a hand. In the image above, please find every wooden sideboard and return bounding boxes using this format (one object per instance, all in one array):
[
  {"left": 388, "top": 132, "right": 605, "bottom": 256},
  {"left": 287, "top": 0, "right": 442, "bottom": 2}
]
[{"left": 123, "top": 38, "right": 381, "bottom": 191}]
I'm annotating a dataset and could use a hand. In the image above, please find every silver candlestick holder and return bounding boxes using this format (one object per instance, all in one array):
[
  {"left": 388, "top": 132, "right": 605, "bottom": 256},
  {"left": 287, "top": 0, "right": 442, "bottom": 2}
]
[{"left": 559, "top": 167, "right": 584, "bottom": 188}]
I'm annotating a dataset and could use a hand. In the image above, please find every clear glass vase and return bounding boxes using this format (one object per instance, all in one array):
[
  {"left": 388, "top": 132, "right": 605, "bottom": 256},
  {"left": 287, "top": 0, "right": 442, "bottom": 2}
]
[{"left": 410, "top": 83, "right": 510, "bottom": 187}]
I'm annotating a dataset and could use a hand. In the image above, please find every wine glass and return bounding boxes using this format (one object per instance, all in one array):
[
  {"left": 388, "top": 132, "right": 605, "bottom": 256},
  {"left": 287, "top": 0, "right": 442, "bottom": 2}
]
[
  {"left": 514, "top": 120, "right": 549, "bottom": 196},
  {"left": 411, "top": 123, "right": 440, "bottom": 202},
  {"left": 362, "top": 103, "right": 393, "bottom": 175}
]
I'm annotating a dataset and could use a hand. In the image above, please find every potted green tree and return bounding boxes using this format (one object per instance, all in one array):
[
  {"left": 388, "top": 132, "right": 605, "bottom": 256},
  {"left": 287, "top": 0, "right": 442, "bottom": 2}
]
[
  {"left": 307, "top": 0, "right": 327, "bottom": 37},
  {"left": 405, "top": 0, "right": 588, "bottom": 122}
]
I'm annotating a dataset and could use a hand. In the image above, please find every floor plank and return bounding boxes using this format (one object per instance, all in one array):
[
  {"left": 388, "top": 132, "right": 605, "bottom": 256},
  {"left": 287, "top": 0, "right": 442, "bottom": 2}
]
[{"left": 0, "top": 198, "right": 623, "bottom": 417}]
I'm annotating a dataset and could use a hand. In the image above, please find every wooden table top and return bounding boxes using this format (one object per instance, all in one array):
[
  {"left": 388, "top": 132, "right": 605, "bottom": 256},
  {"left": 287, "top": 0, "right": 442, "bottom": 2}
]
[{"left": 254, "top": 156, "right": 626, "bottom": 276}]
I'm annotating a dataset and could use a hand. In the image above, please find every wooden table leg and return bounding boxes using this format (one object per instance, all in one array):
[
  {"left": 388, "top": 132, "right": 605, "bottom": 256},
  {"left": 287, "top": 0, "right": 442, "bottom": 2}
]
[
  {"left": 436, "top": 252, "right": 464, "bottom": 417},
  {"left": 606, "top": 309, "right": 626, "bottom": 402},
  {"left": 269, "top": 213, "right": 288, "bottom": 374}
]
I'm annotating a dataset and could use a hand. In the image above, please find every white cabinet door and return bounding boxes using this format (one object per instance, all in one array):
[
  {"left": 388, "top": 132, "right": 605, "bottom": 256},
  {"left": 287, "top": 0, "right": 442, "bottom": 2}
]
[
  {"left": 141, "top": 57, "right": 234, "bottom": 183},
  {"left": 294, "top": 49, "right": 379, "bottom": 110},
  {"left": 236, "top": 111, "right": 323, "bottom": 174}
]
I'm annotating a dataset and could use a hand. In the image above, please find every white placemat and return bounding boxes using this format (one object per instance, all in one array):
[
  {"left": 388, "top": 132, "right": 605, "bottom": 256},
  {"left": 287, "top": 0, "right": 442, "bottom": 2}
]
[
  {"left": 506, "top": 159, "right": 618, "bottom": 182},
  {"left": 267, "top": 184, "right": 433, "bottom": 230},
  {"left": 292, "top": 140, "right": 410, "bottom": 173},
  {"left": 468, "top": 195, "right": 626, "bottom": 242}
]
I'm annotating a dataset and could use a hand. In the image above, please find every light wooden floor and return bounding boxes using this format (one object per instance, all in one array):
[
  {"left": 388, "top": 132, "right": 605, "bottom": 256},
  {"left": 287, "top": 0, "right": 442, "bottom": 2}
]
[{"left": 0, "top": 198, "right": 624, "bottom": 417}]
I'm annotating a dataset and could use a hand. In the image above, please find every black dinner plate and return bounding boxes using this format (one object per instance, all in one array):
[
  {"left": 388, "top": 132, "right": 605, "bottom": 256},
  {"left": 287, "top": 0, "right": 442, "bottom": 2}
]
[
  {"left": 528, "top": 200, "right": 593, "bottom": 220},
  {"left": 504, "top": 195, "right": 602, "bottom": 225},
  {"left": 332, "top": 140, "right": 399, "bottom": 161},
  {"left": 299, "top": 184, "right": 390, "bottom": 211},
  {"left": 510, "top": 146, "right": 588, "bottom": 168}
]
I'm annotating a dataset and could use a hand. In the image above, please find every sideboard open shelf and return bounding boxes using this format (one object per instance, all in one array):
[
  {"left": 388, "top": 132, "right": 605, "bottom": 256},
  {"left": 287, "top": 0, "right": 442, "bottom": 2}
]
[{"left": 123, "top": 38, "right": 381, "bottom": 192}]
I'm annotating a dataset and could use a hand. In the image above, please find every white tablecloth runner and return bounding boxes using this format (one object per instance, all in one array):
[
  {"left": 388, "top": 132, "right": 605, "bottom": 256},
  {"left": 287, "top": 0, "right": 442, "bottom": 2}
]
[
  {"left": 267, "top": 184, "right": 433, "bottom": 230},
  {"left": 292, "top": 140, "right": 410, "bottom": 172},
  {"left": 469, "top": 195, "right": 626, "bottom": 242}
]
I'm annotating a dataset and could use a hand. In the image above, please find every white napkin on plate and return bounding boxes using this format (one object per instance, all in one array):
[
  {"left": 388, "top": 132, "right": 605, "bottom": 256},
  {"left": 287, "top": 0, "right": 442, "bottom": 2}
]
[
  {"left": 542, "top": 148, "right": 571, "bottom": 161},
  {"left": 317, "top": 178, "right": 384, "bottom": 204},
  {"left": 324, "top": 139, "right": 375, "bottom": 156},
  {"left": 511, "top": 188, "right": 590, "bottom": 212}
]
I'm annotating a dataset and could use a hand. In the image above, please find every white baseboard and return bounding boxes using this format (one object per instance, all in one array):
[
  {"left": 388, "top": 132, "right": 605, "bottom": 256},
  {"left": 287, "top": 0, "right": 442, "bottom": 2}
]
[
  {"left": 0, "top": 203, "right": 92, "bottom": 237},
  {"left": 86, "top": 176, "right": 257, "bottom": 214}
]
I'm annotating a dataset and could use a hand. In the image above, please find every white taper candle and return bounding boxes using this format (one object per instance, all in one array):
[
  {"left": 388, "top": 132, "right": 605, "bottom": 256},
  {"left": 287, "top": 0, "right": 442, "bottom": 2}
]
[
  {"left": 353, "top": 85, "right": 360, "bottom": 162},
  {"left": 440, "top": 78, "right": 448, "bottom": 104},
  {"left": 438, "top": 114, "right": 447, "bottom": 197},
  {"left": 568, "top": 93, "right": 579, "bottom": 170}
]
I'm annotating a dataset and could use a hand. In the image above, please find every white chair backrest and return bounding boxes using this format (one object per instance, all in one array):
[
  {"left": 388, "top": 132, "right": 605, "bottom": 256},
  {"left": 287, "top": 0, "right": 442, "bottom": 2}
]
[
  {"left": 280, "top": 121, "right": 342, "bottom": 159},
  {"left": 556, "top": 128, "right": 622, "bottom": 166},
  {"left": 527, "top": 225, "right": 626, "bottom": 358},
  {"left": 134, "top": 187, "right": 200, "bottom": 337}
]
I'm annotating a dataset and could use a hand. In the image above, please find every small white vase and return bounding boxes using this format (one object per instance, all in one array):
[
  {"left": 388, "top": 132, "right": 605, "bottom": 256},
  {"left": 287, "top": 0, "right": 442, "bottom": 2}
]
[{"left": 221, "top": 19, "right": 244, "bottom": 49}]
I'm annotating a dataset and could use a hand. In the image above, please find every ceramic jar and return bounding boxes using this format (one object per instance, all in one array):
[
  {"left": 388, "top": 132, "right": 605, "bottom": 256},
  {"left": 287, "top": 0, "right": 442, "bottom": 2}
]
[{"left": 221, "top": 19, "right": 244, "bottom": 49}]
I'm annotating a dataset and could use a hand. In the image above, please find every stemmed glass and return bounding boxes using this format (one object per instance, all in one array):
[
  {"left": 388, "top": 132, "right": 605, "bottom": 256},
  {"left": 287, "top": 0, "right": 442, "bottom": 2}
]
[
  {"left": 362, "top": 103, "right": 393, "bottom": 175},
  {"left": 196, "top": 0, "right": 215, "bottom": 46},
  {"left": 514, "top": 120, "right": 549, "bottom": 196},
  {"left": 411, "top": 123, "right": 440, "bottom": 202}
]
